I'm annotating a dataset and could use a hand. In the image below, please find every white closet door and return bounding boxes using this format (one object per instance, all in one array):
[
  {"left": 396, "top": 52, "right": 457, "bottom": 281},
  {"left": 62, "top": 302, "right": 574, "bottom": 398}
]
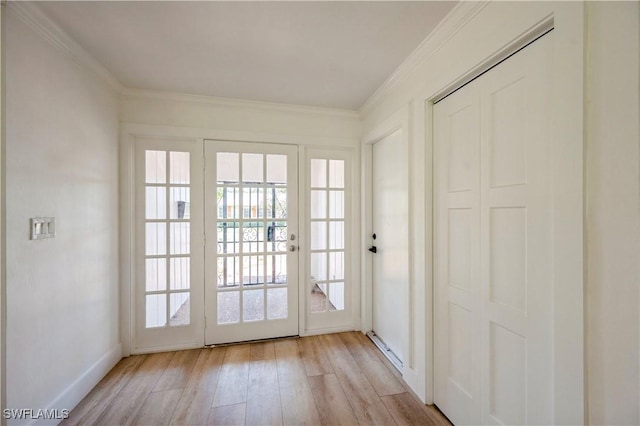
[
  {"left": 435, "top": 33, "right": 553, "bottom": 425},
  {"left": 478, "top": 34, "right": 553, "bottom": 425},
  {"left": 434, "top": 79, "right": 482, "bottom": 425}
]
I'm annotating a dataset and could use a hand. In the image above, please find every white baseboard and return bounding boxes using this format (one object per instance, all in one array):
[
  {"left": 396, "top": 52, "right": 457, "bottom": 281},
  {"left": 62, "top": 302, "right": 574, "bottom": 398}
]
[{"left": 26, "top": 343, "right": 122, "bottom": 426}]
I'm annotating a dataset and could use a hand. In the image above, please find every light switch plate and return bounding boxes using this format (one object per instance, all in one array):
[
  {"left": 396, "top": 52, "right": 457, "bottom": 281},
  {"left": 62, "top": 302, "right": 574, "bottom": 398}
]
[{"left": 31, "top": 217, "right": 55, "bottom": 240}]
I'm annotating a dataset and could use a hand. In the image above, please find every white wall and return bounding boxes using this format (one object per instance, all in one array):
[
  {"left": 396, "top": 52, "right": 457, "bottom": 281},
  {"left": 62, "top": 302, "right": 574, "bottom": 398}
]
[
  {"left": 5, "top": 6, "right": 120, "bottom": 422},
  {"left": 360, "top": 4, "right": 585, "bottom": 422},
  {"left": 120, "top": 89, "right": 361, "bottom": 143},
  {"left": 361, "top": 1, "right": 640, "bottom": 424},
  {"left": 586, "top": 2, "right": 640, "bottom": 424},
  {"left": 1, "top": 2, "right": 5, "bottom": 418}
]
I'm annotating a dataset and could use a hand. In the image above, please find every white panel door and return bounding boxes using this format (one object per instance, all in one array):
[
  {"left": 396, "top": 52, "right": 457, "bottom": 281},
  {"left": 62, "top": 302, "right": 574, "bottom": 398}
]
[
  {"left": 372, "top": 129, "right": 409, "bottom": 363},
  {"left": 204, "top": 141, "right": 299, "bottom": 344},
  {"left": 434, "top": 33, "right": 553, "bottom": 425},
  {"left": 134, "top": 138, "right": 204, "bottom": 352},
  {"left": 434, "top": 79, "right": 482, "bottom": 425}
]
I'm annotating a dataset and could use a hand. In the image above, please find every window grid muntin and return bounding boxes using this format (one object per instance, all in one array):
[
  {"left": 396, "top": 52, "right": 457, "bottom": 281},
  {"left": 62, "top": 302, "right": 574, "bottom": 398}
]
[
  {"left": 310, "top": 158, "right": 346, "bottom": 313},
  {"left": 215, "top": 151, "right": 289, "bottom": 325},
  {"left": 144, "top": 150, "right": 192, "bottom": 328}
]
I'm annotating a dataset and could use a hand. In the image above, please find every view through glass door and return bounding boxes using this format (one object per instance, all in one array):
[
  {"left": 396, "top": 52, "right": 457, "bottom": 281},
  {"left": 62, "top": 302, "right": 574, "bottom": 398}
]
[{"left": 204, "top": 141, "right": 299, "bottom": 344}]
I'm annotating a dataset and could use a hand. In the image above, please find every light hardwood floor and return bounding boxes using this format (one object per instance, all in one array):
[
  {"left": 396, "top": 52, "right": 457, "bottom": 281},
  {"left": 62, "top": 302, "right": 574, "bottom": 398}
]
[{"left": 63, "top": 332, "right": 451, "bottom": 426}]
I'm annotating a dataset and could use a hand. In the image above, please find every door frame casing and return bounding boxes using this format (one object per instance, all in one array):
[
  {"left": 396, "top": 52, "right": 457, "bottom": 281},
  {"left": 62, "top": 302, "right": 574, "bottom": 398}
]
[
  {"left": 120, "top": 123, "right": 360, "bottom": 355},
  {"left": 361, "top": 105, "right": 416, "bottom": 388}
]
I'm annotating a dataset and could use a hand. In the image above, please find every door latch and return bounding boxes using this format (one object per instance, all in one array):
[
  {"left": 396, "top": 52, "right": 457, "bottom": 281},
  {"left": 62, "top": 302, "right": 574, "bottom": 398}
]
[{"left": 368, "top": 246, "right": 377, "bottom": 254}]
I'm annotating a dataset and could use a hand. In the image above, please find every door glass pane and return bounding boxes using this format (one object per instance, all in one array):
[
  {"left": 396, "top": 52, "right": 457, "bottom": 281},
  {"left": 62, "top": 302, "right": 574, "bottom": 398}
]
[
  {"left": 146, "top": 258, "right": 167, "bottom": 292},
  {"left": 243, "top": 255, "right": 263, "bottom": 286},
  {"left": 217, "top": 152, "right": 239, "bottom": 184},
  {"left": 218, "top": 222, "right": 240, "bottom": 254},
  {"left": 170, "top": 257, "right": 190, "bottom": 290},
  {"left": 329, "top": 160, "right": 344, "bottom": 188},
  {"left": 266, "top": 223, "right": 287, "bottom": 252},
  {"left": 169, "top": 293, "right": 190, "bottom": 326},
  {"left": 267, "top": 288, "right": 287, "bottom": 319},
  {"left": 242, "top": 223, "right": 264, "bottom": 253},
  {"left": 243, "top": 187, "right": 264, "bottom": 218},
  {"left": 170, "top": 223, "right": 190, "bottom": 255},
  {"left": 266, "top": 254, "right": 287, "bottom": 285},
  {"left": 311, "top": 191, "right": 327, "bottom": 219},
  {"left": 310, "top": 221, "right": 327, "bottom": 250},
  {"left": 266, "top": 155, "right": 287, "bottom": 184},
  {"left": 146, "top": 150, "right": 166, "bottom": 184},
  {"left": 243, "top": 289, "right": 265, "bottom": 321},
  {"left": 266, "top": 188, "right": 287, "bottom": 219},
  {"left": 242, "top": 153, "right": 264, "bottom": 183},
  {"left": 217, "top": 187, "right": 239, "bottom": 219},
  {"left": 329, "top": 282, "right": 345, "bottom": 311},
  {"left": 218, "top": 256, "right": 240, "bottom": 288},
  {"left": 329, "top": 221, "right": 344, "bottom": 250},
  {"left": 146, "top": 187, "right": 166, "bottom": 219},
  {"left": 329, "top": 190, "right": 344, "bottom": 219},
  {"left": 329, "top": 251, "right": 344, "bottom": 280},
  {"left": 311, "top": 282, "right": 327, "bottom": 313},
  {"left": 170, "top": 152, "right": 190, "bottom": 184},
  {"left": 311, "top": 252, "right": 327, "bottom": 281},
  {"left": 218, "top": 292, "right": 239, "bottom": 324},
  {"left": 311, "top": 159, "right": 326, "bottom": 187},
  {"left": 146, "top": 223, "right": 166, "bottom": 256},
  {"left": 146, "top": 294, "right": 167, "bottom": 328},
  {"left": 170, "top": 187, "right": 190, "bottom": 219}
]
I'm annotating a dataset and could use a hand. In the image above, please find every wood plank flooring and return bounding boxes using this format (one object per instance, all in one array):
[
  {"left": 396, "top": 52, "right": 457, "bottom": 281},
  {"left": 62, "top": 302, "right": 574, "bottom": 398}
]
[{"left": 63, "top": 332, "right": 450, "bottom": 426}]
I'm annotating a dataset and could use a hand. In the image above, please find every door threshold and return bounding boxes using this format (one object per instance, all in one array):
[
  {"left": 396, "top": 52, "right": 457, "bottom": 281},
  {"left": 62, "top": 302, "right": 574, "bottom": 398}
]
[
  {"left": 366, "top": 331, "right": 403, "bottom": 372},
  {"left": 205, "top": 334, "right": 299, "bottom": 348}
]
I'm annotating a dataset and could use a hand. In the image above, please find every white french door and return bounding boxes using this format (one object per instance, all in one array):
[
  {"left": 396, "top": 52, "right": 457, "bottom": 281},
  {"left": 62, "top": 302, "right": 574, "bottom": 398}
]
[
  {"left": 134, "top": 138, "right": 204, "bottom": 352},
  {"left": 434, "top": 33, "right": 553, "bottom": 425},
  {"left": 133, "top": 139, "right": 354, "bottom": 350},
  {"left": 204, "top": 141, "right": 299, "bottom": 344}
]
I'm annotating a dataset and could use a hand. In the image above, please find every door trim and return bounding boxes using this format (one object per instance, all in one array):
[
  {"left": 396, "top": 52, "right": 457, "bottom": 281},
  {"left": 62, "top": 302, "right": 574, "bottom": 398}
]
[{"left": 361, "top": 105, "right": 414, "bottom": 388}]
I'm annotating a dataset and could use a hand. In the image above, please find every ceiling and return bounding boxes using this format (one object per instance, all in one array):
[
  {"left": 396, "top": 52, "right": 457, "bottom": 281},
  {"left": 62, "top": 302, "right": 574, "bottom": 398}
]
[{"left": 37, "top": 1, "right": 456, "bottom": 110}]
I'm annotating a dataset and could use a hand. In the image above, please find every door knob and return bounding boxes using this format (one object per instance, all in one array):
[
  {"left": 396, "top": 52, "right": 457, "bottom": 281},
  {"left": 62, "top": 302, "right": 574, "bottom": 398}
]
[
  {"left": 368, "top": 246, "right": 377, "bottom": 254},
  {"left": 289, "top": 245, "right": 296, "bottom": 252}
]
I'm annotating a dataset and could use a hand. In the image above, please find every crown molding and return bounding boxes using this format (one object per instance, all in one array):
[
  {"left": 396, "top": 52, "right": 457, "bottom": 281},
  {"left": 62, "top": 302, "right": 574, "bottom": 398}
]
[
  {"left": 120, "top": 87, "right": 361, "bottom": 120},
  {"left": 359, "top": 1, "right": 490, "bottom": 116},
  {"left": 8, "top": 1, "right": 124, "bottom": 92}
]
